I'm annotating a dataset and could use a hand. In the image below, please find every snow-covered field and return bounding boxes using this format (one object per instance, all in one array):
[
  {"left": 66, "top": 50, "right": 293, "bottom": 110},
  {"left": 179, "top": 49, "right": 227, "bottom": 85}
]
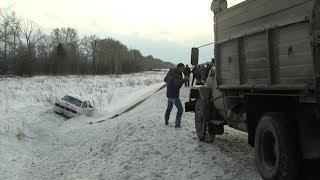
[
  {"left": 0, "top": 71, "right": 166, "bottom": 135},
  {"left": 0, "top": 71, "right": 167, "bottom": 179},
  {"left": 0, "top": 71, "right": 260, "bottom": 179}
]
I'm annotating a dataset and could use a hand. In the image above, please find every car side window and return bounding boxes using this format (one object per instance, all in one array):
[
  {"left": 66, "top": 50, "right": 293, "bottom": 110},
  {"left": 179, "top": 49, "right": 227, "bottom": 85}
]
[
  {"left": 82, "top": 101, "right": 89, "bottom": 108},
  {"left": 70, "top": 97, "right": 82, "bottom": 107}
]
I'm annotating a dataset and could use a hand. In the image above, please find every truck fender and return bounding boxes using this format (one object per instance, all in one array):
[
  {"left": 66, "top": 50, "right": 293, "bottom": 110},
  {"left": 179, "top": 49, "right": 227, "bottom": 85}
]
[{"left": 197, "top": 86, "right": 212, "bottom": 100}]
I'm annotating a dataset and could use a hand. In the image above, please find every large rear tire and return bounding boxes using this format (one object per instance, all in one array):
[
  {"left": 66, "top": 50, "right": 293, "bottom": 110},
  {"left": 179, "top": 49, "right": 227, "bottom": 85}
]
[
  {"left": 195, "top": 99, "right": 215, "bottom": 143},
  {"left": 255, "top": 113, "right": 300, "bottom": 180}
]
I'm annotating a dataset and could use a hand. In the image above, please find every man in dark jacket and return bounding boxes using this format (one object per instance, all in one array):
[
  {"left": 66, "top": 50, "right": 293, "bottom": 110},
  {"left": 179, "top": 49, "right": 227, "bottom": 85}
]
[
  {"left": 192, "top": 65, "right": 202, "bottom": 86},
  {"left": 164, "top": 63, "right": 185, "bottom": 128},
  {"left": 183, "top": 65, "right": 191, "bottom": 87}
]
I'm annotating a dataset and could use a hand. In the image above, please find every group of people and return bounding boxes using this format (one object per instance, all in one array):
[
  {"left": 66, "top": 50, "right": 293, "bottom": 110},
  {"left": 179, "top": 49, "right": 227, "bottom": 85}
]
[
  {"left": 180, "top": 64, "right": 212, "bottom": 88},
  {"left": 163, "top": 62, "right": 213, "bottom": 128},
  {"left": 191, "top": 64, "right": 212, "bottom": 86}
]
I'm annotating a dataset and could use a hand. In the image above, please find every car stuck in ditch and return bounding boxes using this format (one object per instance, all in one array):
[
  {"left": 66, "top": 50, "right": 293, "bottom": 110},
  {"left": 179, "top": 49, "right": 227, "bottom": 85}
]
[{"left": 54, "top": 95, "right": 94, "bottom": 118}]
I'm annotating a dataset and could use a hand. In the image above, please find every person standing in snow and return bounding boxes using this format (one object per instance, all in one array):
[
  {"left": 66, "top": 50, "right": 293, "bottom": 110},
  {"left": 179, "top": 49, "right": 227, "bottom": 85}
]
[
  {"left": 164, "top": 63, "right": 185, "bottom": 128},
  {"left": 191, "top": 65, "right": 201, "bottom": 86},
  {"left": 183, "top": 65, "right": 191, "bottom": 87}
]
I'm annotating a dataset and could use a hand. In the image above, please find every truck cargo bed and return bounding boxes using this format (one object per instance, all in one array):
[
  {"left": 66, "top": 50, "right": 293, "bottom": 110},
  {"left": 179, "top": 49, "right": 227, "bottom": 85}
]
[{"left": 214, "top": 0, "right": 319, "bottom": 92}]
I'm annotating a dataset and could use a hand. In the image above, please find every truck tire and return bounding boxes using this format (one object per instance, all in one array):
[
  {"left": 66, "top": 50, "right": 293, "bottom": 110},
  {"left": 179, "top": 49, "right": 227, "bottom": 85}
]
[
  {"left": 195, "top": 99, "right": 215, "bottom": 143},
  {"left": 255, "top": 113, "right": 300, "bottom": 180}
]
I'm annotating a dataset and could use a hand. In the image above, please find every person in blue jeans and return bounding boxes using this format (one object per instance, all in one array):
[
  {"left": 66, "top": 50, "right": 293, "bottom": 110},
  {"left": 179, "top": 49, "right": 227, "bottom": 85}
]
[{"left": 164, "top": 63, "right": 186, "bottom": 128}]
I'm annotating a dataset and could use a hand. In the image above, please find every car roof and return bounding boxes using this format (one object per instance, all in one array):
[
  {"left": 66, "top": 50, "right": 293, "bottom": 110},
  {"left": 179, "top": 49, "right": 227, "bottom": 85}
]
[{"left": 65, "top": 94, "right": 88, "bottom": 102}]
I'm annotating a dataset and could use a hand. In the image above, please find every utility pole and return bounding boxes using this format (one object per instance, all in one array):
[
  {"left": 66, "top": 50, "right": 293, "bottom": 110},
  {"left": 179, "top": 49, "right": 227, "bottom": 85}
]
[{"left": 196, "top": 42, "right": 214, "bottom": 49}]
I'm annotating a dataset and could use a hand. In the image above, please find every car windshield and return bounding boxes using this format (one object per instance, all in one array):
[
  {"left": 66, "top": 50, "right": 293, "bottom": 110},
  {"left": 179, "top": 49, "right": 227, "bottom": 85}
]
[{"left": 62, "top": 95, "right": 82, "bottom": 107}]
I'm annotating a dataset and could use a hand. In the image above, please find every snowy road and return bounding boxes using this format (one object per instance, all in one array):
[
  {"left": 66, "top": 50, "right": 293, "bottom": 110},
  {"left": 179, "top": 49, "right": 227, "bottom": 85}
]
[{"left": 1, "top": 86, "right": 261, "bottom": 179}]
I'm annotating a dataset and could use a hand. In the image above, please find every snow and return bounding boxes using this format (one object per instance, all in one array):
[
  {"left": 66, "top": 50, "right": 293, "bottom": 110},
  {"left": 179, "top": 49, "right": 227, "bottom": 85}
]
[
  {"left": 0, "top": 71, "right": 166, "bottom": 134},
  {"left": 0, "top": 71, "right": 261, "bottom": 179}
]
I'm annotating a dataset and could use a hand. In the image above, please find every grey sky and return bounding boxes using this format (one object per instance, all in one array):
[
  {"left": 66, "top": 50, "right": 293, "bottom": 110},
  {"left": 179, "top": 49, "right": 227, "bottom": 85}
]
[{"left": 0, "top": 0, "right": 244, "bottom": 65}]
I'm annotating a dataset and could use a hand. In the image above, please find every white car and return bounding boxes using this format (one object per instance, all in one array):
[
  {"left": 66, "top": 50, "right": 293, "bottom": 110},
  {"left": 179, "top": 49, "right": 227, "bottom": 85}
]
[{"left": 54, "top": 95, "right": 94, "bottom": 118}]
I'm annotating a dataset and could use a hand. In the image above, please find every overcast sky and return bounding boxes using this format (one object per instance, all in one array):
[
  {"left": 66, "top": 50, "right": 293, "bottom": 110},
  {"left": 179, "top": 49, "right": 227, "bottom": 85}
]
[{"left": 0, "top": 0, "right": 244, "bottom": 65}]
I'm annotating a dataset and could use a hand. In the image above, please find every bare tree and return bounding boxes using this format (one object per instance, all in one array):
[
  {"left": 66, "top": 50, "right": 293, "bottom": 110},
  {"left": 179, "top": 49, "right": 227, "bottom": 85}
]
[
  {"left": 20, "top": 19, "right": 43, "bottom": 51},
  {"left": 80, "top": 35, "right": 99, "bottom": 73},
  {"left": 0, "top": 8, "right": 10, "bottom": 62},
  {"left": 0, "top": 8, "right": 22, "bottom": 74},
  {"left": 18, "top": 19, "right": 44, "bottom": 75},
  {"left": 50, "top": 27, "right": 81, "bottom": 74},
  {"left": 51, "top": 28, "right": 79, "bottom": 49}
]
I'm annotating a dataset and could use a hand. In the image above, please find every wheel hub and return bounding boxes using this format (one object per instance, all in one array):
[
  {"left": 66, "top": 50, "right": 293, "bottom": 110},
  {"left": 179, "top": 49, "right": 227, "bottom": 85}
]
[{"left": 261, "top": 130, "right": 279, "bottom": 172}]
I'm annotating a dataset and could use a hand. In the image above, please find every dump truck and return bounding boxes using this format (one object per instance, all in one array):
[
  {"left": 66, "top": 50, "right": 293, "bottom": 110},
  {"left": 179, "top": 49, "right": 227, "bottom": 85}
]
[{"left": 185, "top": 0, "right": 320, "bottom": 179}]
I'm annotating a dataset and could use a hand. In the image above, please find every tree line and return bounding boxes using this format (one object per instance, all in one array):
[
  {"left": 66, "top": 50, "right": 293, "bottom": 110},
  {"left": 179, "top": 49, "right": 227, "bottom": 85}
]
[{"left": 0, "top": 8, "right": 174, "bottom": 76}]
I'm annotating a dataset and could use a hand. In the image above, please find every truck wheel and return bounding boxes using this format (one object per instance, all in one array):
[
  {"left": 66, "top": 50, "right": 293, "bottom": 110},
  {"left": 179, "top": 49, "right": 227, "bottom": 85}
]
[
  {"left": 195, "top": 99, "right": 215, "bottom": 143},
  {"left": 255, "top": 113, "right": 300, "bottom": 180}
]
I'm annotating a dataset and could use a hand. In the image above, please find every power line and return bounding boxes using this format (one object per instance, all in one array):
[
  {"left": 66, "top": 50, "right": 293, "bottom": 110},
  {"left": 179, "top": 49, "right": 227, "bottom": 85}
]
[{"left": 196, "top": 42, "right": 214, "bottom": 48}]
